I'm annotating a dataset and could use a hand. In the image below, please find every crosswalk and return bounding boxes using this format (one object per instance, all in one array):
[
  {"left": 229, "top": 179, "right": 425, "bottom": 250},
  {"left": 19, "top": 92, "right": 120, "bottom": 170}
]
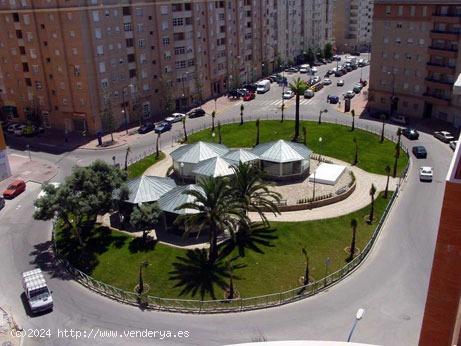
[{"left": 254, "top": 99, "right": 313, "bottom": 107}]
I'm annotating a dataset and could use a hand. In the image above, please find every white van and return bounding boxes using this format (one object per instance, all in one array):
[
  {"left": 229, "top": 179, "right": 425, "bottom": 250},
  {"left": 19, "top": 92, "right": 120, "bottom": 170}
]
[
  {"left": 256, "top": 79, "right": 271, "bottom": 93},
  {"left": 22, "top": 269, "right": 53, "bottom": 313},
  {"left": 299, "top": 64, "right": 310, "bottom": 74}
]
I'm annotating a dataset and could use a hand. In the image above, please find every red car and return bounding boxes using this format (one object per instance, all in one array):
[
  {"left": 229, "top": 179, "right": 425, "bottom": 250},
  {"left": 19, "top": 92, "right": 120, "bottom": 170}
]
[
  {"left": 243, "top": 91, "right": 255, "bottom": 101},
  {"left": 3, "top": 180, "right": 26, "bottom": 199}
]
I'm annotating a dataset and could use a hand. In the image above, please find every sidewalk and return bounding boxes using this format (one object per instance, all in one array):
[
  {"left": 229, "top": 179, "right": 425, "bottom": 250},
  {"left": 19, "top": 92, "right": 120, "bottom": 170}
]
[{"left": 0, "top": 307, "right": 22, "bottom": 346}]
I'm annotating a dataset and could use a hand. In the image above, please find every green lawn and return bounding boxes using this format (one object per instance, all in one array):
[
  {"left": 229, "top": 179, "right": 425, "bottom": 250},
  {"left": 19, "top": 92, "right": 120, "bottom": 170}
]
[
  {"left": 56, "top": 193, "right": 390, "bottom": 300},
  {"left": 127, "top": 152, "right": 165, "bottom": 178},
  {"left": 188, "top": 120, "right": 408, "bottom": 176}
]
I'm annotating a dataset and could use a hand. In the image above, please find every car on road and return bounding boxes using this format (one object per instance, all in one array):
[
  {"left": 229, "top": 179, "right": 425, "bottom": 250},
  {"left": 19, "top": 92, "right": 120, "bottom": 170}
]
[
  {"left": 326, "top": 69, "right": 335, "bottom": 76},
  {"left": 0, "top": 196, "right": 4, "bottom": 211},
  {"left": 419, "top": 166, "right": 433, "bottom": 182},
  {"left": 3, "top": 180, "right": 26, "bottom": 199},
  {"left": 242, "top": 83, "right": 258, "bottom": 93},
  {"left": 333, "top": 55, "right": 342, "bottom": 61},
  {"left": 138, "top": 122, "right": 156, "bottom": 134},
  {"left": 22, "top": 268, "right": 53, "bottom": 314},
  {"left": 299, "top": 64, "right": 310, "bottom": 74},
  {"left": 282, "top": 90, "right": 295, "bottom": 99},
  {"left": 412, "top": 145, "right": 427, "bottom": 159},
  {"left": 344, "top": 90, "right": 355, "bottom": 99},
  {"left": 433, "top": 131, "right": 455, "bottom": 143},
  {"left": 401, "top": 128, "right": 419, "bottom": 140},
  {"left": 322, "top": 78, "right": 332, "bottom": 85},
  {"left": 353, "top": 84, "right": 363, "bottom": 94},
  {"left": 6, "top": 123, "right": 23, "bottom": 134},
  {"left": 337, "top": 80, "right": 345, "bottom": 87},
  {"left": 327, "top": 95, "right": 339, "bottom": 104},
  {"left": 335, "top": 69, "right": 344, "bottom": 77},
  {"left": 285, "top": 67, "right": 298, "bottom": 73},
  {"left": 450, "top": 140, "right": 458, "bottom": 151},
  {"left": 165, "top": 113, "right": 186, "bottom": 123},
  {"left": 187, "top": 108, "right": 206, "bottom": 118},
  {"left": 304, "top": 89, "right": 315, "bottom": 99},
  {"left": 154, "top": 121, "right": 172, "bottom": 133},
  {"left": 256, "top": 80, "right": 271, "bottom": 93},
  {"left": 312, "top": 76, "right": 320, "bottom": 83},
  {"left": 390, "top": 115, "right": 407, "bottom": 125},
  {"left": 13, "top": 124, "right": 26, "bottom": 136},
  {"left": 311, "top": 67, "right": 318, "bottom": 73},
  {"left": 243, "top": 91, "right": 255, "bottom": 101}
]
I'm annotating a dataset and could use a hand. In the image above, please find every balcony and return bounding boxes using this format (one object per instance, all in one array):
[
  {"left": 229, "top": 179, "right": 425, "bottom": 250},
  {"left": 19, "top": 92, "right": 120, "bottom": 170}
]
[
  {"left": 428, "top": 46, "right": 458, "bottom": 58},
  {"left": 425, "top": 77, "right": 454, "bottom": 90},
  {"left": 430, "top": 30, "right": 460, "bottom": 40},
  {"left": 427, "top": 62, "right": 456, "bottom": 74},
  {"left": 432, "top": 12, "right": 461, "bottom": 23},
  {"left": 423, "top": 92, "right": 451, "bottom": 106}
]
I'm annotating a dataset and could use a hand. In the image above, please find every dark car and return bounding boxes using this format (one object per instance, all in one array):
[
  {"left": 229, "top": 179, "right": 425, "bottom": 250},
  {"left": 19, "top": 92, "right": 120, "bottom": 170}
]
[
  {"left": 351, "top": 51, "right": 361, "bottom": 56},
  {"left": 154, "top": 121, "right": 172, "bottom": 133},
  {"left": 402, "top": 128, "right": 419, "bottom": 140},
  {"left": 412, "top": 146, "right": 427, "bottom": 159},
  {"left": 187, "top": 108, "right": 206, "bottom": 118},
  {"left": 285, "top": 67, "right": 298, "bottom": 73},
  {"left": 228, "top": 89, "right": 241, "bottom": 99},
  {"left": 138, "top": 122, "right": 156, "bottom": 134},
  {"left": 242, "top": 83, "right": 258, "bottom": 93},
  {"left": 335, "top": 70, "right": 344, "bottom": 77},
  {"left": 327, "top": 95, "right": 339, "bottom": 104},
  {"left": 313, "top": 61, "right": 322, "bottom": 66},
  {"left": 0, "top": 196, "right": 4, "bottom": 211}
]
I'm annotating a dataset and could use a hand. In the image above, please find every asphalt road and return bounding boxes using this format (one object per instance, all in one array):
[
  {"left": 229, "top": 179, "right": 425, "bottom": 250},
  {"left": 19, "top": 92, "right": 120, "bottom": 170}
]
[{"left": 0, "top": 57, "right": 455, "bottom": 346}]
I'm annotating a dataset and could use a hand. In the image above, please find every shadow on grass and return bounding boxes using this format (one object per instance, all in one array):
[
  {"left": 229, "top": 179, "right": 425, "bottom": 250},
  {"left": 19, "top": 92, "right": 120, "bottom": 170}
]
[
  {"left": 169, "top": 249, "right": 246, "bottom": 300},
  {"left": 128, "top": 236, "right": 157, "bottom": 253}
]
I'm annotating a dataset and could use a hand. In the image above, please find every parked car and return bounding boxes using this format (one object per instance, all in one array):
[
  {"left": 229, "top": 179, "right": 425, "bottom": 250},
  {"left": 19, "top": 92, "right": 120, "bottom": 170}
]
[
  {"left": 285, "top": 67, "right": 298, "bottom": 73},
  {"left": 138, "top": 122, "right": 156, "bottom": 134},
  {"left": 333, "top": 55, "right": 342, "bottom": 61},
  {"left": 304, "top": 89, "right": 315, "bottom": 99},
  {"left": 337, "top": 80, "right": 345, "bottom": 87},
  {"left": 299, "top": 64, "right": 310, "bottom": 74},
  {"left": 390, "top": 115, "right": 407, "bottom": 125},
  {"left": 412, "top": 145, "right": 427, "bottom": 159},
  {"left": 256, "top": 80, "right": 271, "bottom": 93},
  {"left": 335, "top": 70, "right": 345, "bottom": 77},
  {"left": 360, "top": 80, "right": 368, "bottom": 87},
  {"left": 327, "top": 95, "right": 339, "bottom": 104},
  {"left": 282, "top": 90, "right": 295, "bottom": 99},
  {"left": 228, "top": 89, "right": 242, "bottom": 99},
  {"left": 322, "top": 78, "right": 332, "bottom": 85},
  {"left": 326, "top": 69, "right": 335, "bottom": 76},
  {"left": 13, "top": 124, "right": 26, "bottom": 136},
  {"left": 242, "top": 83, "right": 258, "bottom": 93},
  {"left": 433, "top": 131, "right": 455, "bottom": 143},
  {"left": 312, "top": 76, "right": 320, "bottom": 83},
  {"left": 449, "top": 140, "right": 458, "bottom": 151},
  {"left": 401, "top": 128, "right": 419, "bottom": 140},
  {"left": 0, "top": 196, "right": 4, "bottom": 211},
  {"left": 3, "top": 180, "right": 26, "bottom": 199},
  {"left": 187, "top": 108, "right": 206, "bottom": 118},
  {"left": 311, "top": 66, "right": 318, "bottom": 73},
  {"left": 353, "top": 84, "right": 363, "bottom": 94},
  {"left": 155, "top": 121, "right": 172, "bottom": 133},
  {"left": 165, "top": 113, "right": 186, "bottom": 123},
  {"left": 23, "top": 124, "right": 44, "bottom": 137},
  {"left": 6, "top": 123, "right": 23, "bottom": 134},
  {"left": 243, "top": 91, "right": 255, "bottom": 101},
  {"left": 419, "top": 166, "right": 433, "bottom": 182},
  {"left": 310, "top": 82, "right": 324, "bottom": 92},
  {"left": 22, "top": 268, "right": 53, "bottom": 314},
  {"left": 344, "top": 90, "right": 355, "bottom": 99}
]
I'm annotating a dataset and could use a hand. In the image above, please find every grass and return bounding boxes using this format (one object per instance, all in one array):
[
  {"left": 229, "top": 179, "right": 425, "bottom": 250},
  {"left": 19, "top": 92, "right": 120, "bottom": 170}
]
[
  {"left": 56, "top": 193, "right": 391, "bottom": 300},
  {"left": 188, "top": 120, "right": 408, "bottom": 176},
  {"left": 127, "top": 152, "right": 165, "bottom": 178}
]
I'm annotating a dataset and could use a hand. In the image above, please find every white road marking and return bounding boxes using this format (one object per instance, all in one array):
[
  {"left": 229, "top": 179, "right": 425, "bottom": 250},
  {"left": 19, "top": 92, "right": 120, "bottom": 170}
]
[{"left": 11, "top": 154, "right": 29, "bottom": 159}]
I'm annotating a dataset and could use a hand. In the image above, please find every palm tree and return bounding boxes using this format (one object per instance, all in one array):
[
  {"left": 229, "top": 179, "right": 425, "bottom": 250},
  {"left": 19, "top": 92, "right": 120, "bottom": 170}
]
[
  {"left": 155, "top": 132, "right": 161, "bottom": 158},
  {"left": 368, "top": 183, "right": 377, "bottom": 223},
  {"left": 255, "top": 118, "right": 260, "bottom": 146},
  {"left": 218, "top": 121, "right": 222, "bottom": 144},
  {"left": 124, "top": 146, "right": 131, "bottom": 170},
  {"left": 289, "top": 78, "right": 308, "bottom": 142},
  {"left": 211, "top": 110, "right": 216, "bottom": 133},
  {"left": 137, "top": 260, "right": 149, "bottom": 294},
  {"left": 230, "top": 162, "right": 281, "bottom": 224},
  {"left": 280, "top": 103, "right": 285, "bottom": 123},
  {"left": 176, "top": 177, "right": 248, "bottom": 264},
  {"left": 302, "top": 126, "right": 307, "bottom": 146},
  {"left": 302, "top": 248, "right": 309, "bottom": 286},
  {"left": 380, "top": 114, "right": 386, "bottom": 143},
  {"left": 352, "top": 137, "right": 358, "bottom": 165},
  {"left": 384, "top": 165, "right": 391, "bottom": 198},
  {"left": 226, "top": 261, "right": 235, "bottom": 299},
  {"left": 240, "top": 104, "right": 244, "bottom": 125},
  {"left": 181, "top": 116, "right": 188, "bottom": 142},
  {"left": 392, "top": 128, "right": 402, "bottom": 178},
  {"left": 351, "top": 109, "right": 355, "bottom": 131},
  {"left": 349, "top": 219, "right": 358, "bottom": 260}
]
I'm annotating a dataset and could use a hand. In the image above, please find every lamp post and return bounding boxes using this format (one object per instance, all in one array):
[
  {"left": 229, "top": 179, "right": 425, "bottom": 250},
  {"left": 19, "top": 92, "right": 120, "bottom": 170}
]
[
  {"left": 122, "top": 84, "right": 134, "bottom": 135},
  {"left": 347, "top": 308, "right": 365, "bottom": 342},
  {"left": 180, "top": 162, "right": 185, "bottom": 184},
  {"left": 318, "top": 109, "right": 328, "bottom": 124}
]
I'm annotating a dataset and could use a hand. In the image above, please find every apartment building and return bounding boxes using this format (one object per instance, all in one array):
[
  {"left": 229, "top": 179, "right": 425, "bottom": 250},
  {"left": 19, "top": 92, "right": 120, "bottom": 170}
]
[
  {"left": 0, "top": 0, "right": 330, "bottom": 136},
  {"left": 368, "top": 1, "right": 461, "bottom": 128},
  {"left": 303, "top": 0, "right": 335, "bottom": 54},
  {"left": 334, "top": 0, "right": 374, "bottom": 53},
  {"left": 0, "top": 125, "right": 11, "bottom": 181}
]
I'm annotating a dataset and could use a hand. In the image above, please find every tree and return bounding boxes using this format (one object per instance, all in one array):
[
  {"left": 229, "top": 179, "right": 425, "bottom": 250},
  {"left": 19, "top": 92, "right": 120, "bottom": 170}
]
[
  {"left": 100, "top": 103, "right": 116, "bottom": 143},
  {"left": 289, "top": 78, "right": 308, "bottom": 142},
  {"left": 351, "top": 109, "right": 355, "bottom": 131},
  {"left": 137, "top": 261, "right": 149, "bottom": 294},
  {"left": 26, "top": 96, "right": 43, "bottom": 126},
  {"left": 302, "top": 248, "right": 309, "bottom": 286},
  {"left": 316, "top": 47, "right": 324, "bottom": 60},
  {"left": 211, "top": 111, "right": 216, "bottom": 133},
  {"left": 392, "top": 128, "right": 402, "bottom": 178},
  {"left": 302, "top": 126, "right": 307, "bottom": 146},
  {"left": 130, "top": 203, "right": 161, "bottom": 244},
  {"left": 155, "top": 132, "right": 161, "bottom": 158},
  {"left": 255, "top": 118, "right": 260, "bottom": 146},
  {"left": 217, "top": 121, "right": 222, "bottom": 144},
  {"left": 280, "top": 103, "right": 285, "bottom": 123},
  {"left": 305, "top": 48, "right": 315, "bottom": 66},
  {"left": 176, "top": 177, "right": 248, "bottom": 264},
  {"left": 230, "top": 162, "right": 281, "bottom": 224},
  {"left": 193, "top": 70, "right": 204, "bottom": 107},
  {"left": 352, "top": 137, "right": 358, "bottom": 165},
  {"left": 131, "top": 93, "right": 144, "bottom": 126},
  {"left": 181, "top": 116, "right": 188, "bottom": 142},
  {"left": 240, "top": 104, "right": 244, "bottom": 125},
  {"left": 158, "top": 75, "right": 175, "bottom": 117},
  {"left": 384, "top": 165, "right": 391, "bottom": 198},
  {"left": 349, "top": 219, "right": 358, "bottom": 260},
  {"left": 124, "top": 146, "right": 131, "bottom": 171},
  {"left": 324, "top": 42, "right": 333, "bottom": 60},
  {"left": 380, "top": 114, "right": 386, "bottom": 143},
  {"left": 369, "top": 184, "right": 377, "bottom": 223}
]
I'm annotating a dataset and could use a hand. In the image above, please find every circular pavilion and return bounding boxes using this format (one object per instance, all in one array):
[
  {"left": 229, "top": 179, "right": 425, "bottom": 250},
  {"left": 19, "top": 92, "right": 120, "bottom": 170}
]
[{"left": 192, "top": 156, "right": 235, "bottom": 180}]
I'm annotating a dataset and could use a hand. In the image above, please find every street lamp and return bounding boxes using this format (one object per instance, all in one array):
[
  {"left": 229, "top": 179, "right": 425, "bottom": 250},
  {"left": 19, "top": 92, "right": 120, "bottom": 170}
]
[
  {"left": 318, "top": 109, "right": 328, "bottom": 124},
  {"left": 122, "top": 83, "right": 134, "bottom": 135},
  {"left": 347, "top": 308, "right": 365, "bottom": 342},
  {"left": 180, "top": 162, "right": 185, "bottom": 184},
  {"left": 181, "top": 72, "right": 189, "bottom": 112}
]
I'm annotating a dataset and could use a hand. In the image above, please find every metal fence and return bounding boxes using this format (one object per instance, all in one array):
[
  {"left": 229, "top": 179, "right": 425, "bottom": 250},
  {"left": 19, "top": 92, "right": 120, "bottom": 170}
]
[{"left": 52, "top": 116, "right": 410, "bottom": 313}]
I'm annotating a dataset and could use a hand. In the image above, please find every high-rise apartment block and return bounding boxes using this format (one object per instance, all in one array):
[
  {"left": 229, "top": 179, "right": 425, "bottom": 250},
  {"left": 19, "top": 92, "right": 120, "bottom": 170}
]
[
  {"left": 334, "top": 0, "right": 374, "bottom": 53},
  {"left": 368, "top": 1, "right": 461, "bottom": 128},
  {"left": 0, "top": 0, "right": 333, "bottom": 136}
]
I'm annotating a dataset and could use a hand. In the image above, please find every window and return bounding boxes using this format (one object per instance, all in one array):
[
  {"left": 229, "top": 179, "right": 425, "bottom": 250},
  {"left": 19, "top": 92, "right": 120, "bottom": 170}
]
[
  {"left": 162, "top": 37, "right": 170, "bottom": 45},
  {"left": 403, "top": 82, "right": 409, "bottom": 90},
  {"left": 126, "top": 38, "right": 134, "bottom": 47},
  {"left": 173, "top": 32, "right": 185, "bottom": 40},
  {"left": 422, "top": 6, "right": 427, "bottom": 16},
  {"left": 138, "top": 39, "right": 145, "bottom": 48},
  {"left": 419, "top": 38, "right": 425, "bottom": 45},
  {"left": 23, "top": 14, "right": 30, "bottom": 25},
  {"left": 175, "top": 60, "right": 186, "bottom": 69},
  {"left": 137, "top": 24, "right": 143, "bottom": 32},
  {"left": 162, "top": 21, "right": 168, "bottom": 31},
  {"left": 385, "top": 6, "right": 391, "bottom": 15},
  {"left": 72, "top": 48, "right": 78, "bottom": 55},
  {"left": 92, "top": 11, "right": 100, "bottom": 22},
  {"left": 160, "top": 5, "right": 168, "bottom": 15},
  {"left": 124, "top": 23, "right": 131, "bottom": 32},
  {"left": 96, "top": 45, "right": 104, "bottom": 55},
  {"left": 135, "top": 8, "right": 143, "bottom": 16},
  {"left": 95, "top": 28, "right": 102, "bottom": 39},
  {"left": 414, "top": 85, "right": 420, "bottom": 92},
  {"left": 410, "top": 6, "right": 415, "bottom": 16},
  {"left": 398, "top": 5, "right": 403, "bottom": 16},
  {"left": 173, "top": 18, "right": 184, "bottom": 26},
  {"left": 101, "top": 79, "right": 108, "bottom": 88},
  {"left": 99, "top": 62, "right": 106, "bottom": 73},
  {"left": 164, "top": 51, "right": 171, "bottom": 60},
  {"left": 69, "top": 30, "right": 75, "bottom": 38},
  {"left": 74, "top": 65, "right": 81, "bottom": 76},
  {"left": 383, "top": 37, "right": 389, "bottom": 44},
  {"left": 174, "top": 46, "right": 185, "bottom": 55},
  {"left": 35, "top": 81, "right": 42, "bottom": 89},
  {"left": 395, "top": 37, "right": 401, "bottom": 44}
]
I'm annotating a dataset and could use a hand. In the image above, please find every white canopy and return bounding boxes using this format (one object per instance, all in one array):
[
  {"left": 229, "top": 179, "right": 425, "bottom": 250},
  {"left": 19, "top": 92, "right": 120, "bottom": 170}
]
[
  {"left": 170, "top": 141, "right": 229, "bottom": 164},
  {"left": 157, "top": 184, "right": 204, "bottom": 215},
  {"left": 252, "top": 140, "right": 311, "bottom": 163}
]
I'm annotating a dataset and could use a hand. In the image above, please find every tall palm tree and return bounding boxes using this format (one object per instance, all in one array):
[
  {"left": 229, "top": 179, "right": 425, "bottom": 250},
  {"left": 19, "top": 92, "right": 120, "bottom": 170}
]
[
  {"left": 380, "top": 114, "right": 386, "bottom": 143},
  {"left": 124, "top": 146, "right": 131, "bottom": 170},
  {"left": 240, "top": 104, "right": 244, "bottom": 125},
  {"left": 255, "top": 118, "right": 260, "bottom": 146},
  {"left": 302, "top": 248, "right": 309, "bottom": 286},
  {"left": 289, "top": 78, "right": 308, "bottom": 142},
  {"left": 352, "top": 137, "right": 358, "bottom": 165},
  {"left": 384, "top": 165, "right": 391, "bottom": 198},
  {"left": 351, "top": 109, "right": 355, "bottom": 131},
  {"left": 369, "top": 183, "right": 377, "bottom": 223},
  {"left": 392, "top": 128, "right": 402, "bottom": 178},
  {"left": 155, "top": 132, "right": 161, "bottom": 158},
  {"left": 230, "top": 162, "right": 281, "bottom": 224},
  {"left": 176, "top": 177, "right": 248, "bottom": 264},
  {"left": 211, "top": 111, "right": 216, "bottom": 133},
  {"left": 349, "top": 219, "right": 358, "bottom": 260},
  {"left": 181, "top": 116, "right": 188, "bottom": 142}
]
